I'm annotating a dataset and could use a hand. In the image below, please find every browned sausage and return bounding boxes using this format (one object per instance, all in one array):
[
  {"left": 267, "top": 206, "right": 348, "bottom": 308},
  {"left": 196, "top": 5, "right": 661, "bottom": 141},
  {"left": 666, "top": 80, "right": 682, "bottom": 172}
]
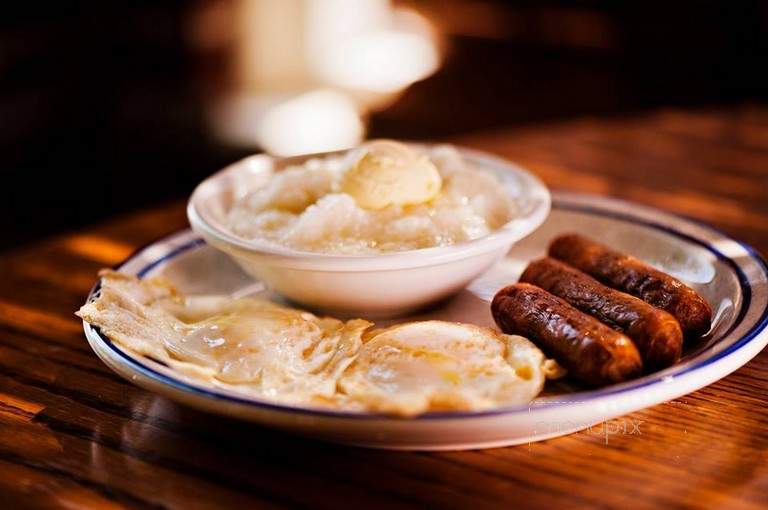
[
  {"left": 492, "top": 283, "right": 643, "bottom": 386},
  {"left": 520, "top": 257, "right": 683, "bottom": 370},
  {"left": 549, "top": 234, "right": 712, "bottom": 339}
]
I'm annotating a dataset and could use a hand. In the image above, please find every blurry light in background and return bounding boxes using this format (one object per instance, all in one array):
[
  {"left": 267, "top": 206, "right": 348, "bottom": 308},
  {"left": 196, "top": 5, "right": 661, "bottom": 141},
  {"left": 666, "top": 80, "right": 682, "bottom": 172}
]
[
  {"left": 306, "top": 1, "right": 439, "bottom": 95},
  {"left": 314, "top": 29, "right": 439, "bottom": 94},
  {"left": 256, "top": 89, "right": 364, "bottom": 156},
  {"left": 208, "top": 0, "right": 441, "bottom": 156}
]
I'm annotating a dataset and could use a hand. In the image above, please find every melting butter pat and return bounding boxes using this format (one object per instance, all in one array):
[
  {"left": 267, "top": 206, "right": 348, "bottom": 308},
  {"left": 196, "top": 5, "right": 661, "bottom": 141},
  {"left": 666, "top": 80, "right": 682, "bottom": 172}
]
[{"left": 341, "top": 140, "right": 442, "bottom": 209}]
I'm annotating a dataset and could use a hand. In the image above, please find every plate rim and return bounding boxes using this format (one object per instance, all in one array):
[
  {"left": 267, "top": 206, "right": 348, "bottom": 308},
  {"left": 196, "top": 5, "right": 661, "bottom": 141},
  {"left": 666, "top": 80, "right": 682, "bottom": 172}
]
[{"left": 82, "top": 192, "right": 768, "bottom": 421}]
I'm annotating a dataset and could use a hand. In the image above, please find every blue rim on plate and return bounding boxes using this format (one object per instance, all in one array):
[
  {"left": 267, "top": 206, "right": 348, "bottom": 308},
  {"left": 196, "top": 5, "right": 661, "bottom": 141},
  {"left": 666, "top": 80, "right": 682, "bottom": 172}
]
[{"left": 84, "top": 198, "right": 768, "bottom": 420}]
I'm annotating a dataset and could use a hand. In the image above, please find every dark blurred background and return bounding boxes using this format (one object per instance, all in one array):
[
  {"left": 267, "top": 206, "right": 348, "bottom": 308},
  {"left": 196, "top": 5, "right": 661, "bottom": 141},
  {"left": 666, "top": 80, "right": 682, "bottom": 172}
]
[{"left": 2, "top": 0, "right": 767, "bottom": 250}]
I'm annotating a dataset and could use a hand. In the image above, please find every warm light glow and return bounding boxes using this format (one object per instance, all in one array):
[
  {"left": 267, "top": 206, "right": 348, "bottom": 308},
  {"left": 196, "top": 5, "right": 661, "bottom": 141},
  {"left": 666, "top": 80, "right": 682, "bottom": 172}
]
[
  {"left": 306, "top": 2, "right": 440, "bottom": 93},
  {"left": 212, "top": 0, "right": 442, "bottom": 151},
  {"left": 255, "top": 90, "right": 364, "bottom": 156},
  {"left": 315, "top": 29, "right": 439, "bottom": 93}
]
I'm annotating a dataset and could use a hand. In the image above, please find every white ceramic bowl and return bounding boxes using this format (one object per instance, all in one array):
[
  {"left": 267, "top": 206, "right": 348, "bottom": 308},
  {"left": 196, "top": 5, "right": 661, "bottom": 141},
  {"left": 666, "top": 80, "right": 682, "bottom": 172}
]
[{"left": 187, "top": 145, "right": 550, "bottom": 316}]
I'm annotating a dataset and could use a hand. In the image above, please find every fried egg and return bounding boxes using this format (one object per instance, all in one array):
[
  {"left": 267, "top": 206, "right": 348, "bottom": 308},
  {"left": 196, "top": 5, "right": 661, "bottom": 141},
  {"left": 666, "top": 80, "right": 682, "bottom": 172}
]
[
  {"left": 76, "top": 271, "right": 371, "bottom": 405},
  {"left": 338, "top": 321, "right": 549, "bottom": 416},
  {"left": 77, "top": 272, "right": 554, "bottom": 415}
]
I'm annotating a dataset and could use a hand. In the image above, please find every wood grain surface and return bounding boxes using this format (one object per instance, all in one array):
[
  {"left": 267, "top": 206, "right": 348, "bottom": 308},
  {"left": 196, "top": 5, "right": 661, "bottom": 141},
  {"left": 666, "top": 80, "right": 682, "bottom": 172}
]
[{"left": 1, "top": 107, "right": 767, "bottom": 509}]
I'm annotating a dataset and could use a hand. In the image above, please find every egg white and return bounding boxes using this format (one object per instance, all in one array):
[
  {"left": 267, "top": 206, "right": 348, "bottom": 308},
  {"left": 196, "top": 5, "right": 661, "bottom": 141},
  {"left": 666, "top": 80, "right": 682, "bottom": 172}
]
[
  {"left": 338, "top": 321, "right": 548, "bottom": 416},
  {"left": 77, "top": 271, "right": 371, "bottom": 405},
  {"left": 78, "top": 273, "right": 551, "bottom": 415}
]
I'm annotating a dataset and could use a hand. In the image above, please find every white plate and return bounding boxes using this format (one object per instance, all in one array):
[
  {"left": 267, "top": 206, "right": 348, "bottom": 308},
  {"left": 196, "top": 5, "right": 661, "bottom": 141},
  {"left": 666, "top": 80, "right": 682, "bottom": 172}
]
[{"left": 82, "top": 192, "right": 768, "bottom": 450}]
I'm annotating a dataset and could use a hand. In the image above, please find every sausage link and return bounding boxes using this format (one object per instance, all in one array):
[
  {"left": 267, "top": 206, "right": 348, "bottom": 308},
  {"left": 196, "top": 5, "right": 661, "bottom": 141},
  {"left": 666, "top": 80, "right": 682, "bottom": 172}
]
[
  {"left": 549, "top": 234, "right": 712, "bottom": 339},
  {"left": 491, "top": 283, "right": 642, "bottom": 386},
  {"left": 520, "top": 257, "right": 682, "bottom": 370}
]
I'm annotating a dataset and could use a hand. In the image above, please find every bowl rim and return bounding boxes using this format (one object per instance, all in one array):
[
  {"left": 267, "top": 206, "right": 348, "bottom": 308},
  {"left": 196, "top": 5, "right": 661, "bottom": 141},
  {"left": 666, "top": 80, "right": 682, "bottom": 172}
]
[{"left": 187, "top": 145, "right": 551, "bottom": 271}]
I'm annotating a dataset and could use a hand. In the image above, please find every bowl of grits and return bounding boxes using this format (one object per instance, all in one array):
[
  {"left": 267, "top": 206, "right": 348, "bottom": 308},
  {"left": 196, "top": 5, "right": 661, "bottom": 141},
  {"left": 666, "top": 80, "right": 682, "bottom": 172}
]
[{"left": 188, "top": 141, "right": 550, "bottom": 316}]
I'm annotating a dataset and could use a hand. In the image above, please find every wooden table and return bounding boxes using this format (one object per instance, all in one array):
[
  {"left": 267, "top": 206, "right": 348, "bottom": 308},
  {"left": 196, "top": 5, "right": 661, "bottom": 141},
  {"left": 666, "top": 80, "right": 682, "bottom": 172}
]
[{"left": 1, "top": 106, "right": 767, "bottom": 509}]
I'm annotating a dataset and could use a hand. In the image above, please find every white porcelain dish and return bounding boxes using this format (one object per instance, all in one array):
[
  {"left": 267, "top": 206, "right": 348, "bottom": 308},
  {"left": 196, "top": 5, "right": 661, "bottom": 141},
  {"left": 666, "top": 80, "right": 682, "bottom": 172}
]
[
  {"left": 83, "top": 192, "right": 768, "bottom": 450},
  {"left": 187, "top": 146, "right": 551, "bottom": 317}
]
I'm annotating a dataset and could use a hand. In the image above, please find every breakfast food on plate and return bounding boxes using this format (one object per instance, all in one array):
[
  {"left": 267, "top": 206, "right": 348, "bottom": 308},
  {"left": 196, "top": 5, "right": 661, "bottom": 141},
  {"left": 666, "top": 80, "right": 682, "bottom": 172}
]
[
  {"left": 226, "top": 140, "right": 515, "bottom": 253},
  {"left": 77, "top": 271, "right": 371, "bottom": 405},
  {"left": 549, "top": 234, "right": 712, "bottom": 338},
  {"left": 493, "top": 233, "right": 714, "bottom": 387},
  {"left": 491, "top": 283, "right": 643, "bottom": 386},
  {"left": 78, "top": 271, "right": 556, "bottom": 416},
  {"left": 339, "top": 321, "right": 553, "bottom": 415},
  {"left": 520, "top": 257, "right": 683, "bottom": 369}
]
